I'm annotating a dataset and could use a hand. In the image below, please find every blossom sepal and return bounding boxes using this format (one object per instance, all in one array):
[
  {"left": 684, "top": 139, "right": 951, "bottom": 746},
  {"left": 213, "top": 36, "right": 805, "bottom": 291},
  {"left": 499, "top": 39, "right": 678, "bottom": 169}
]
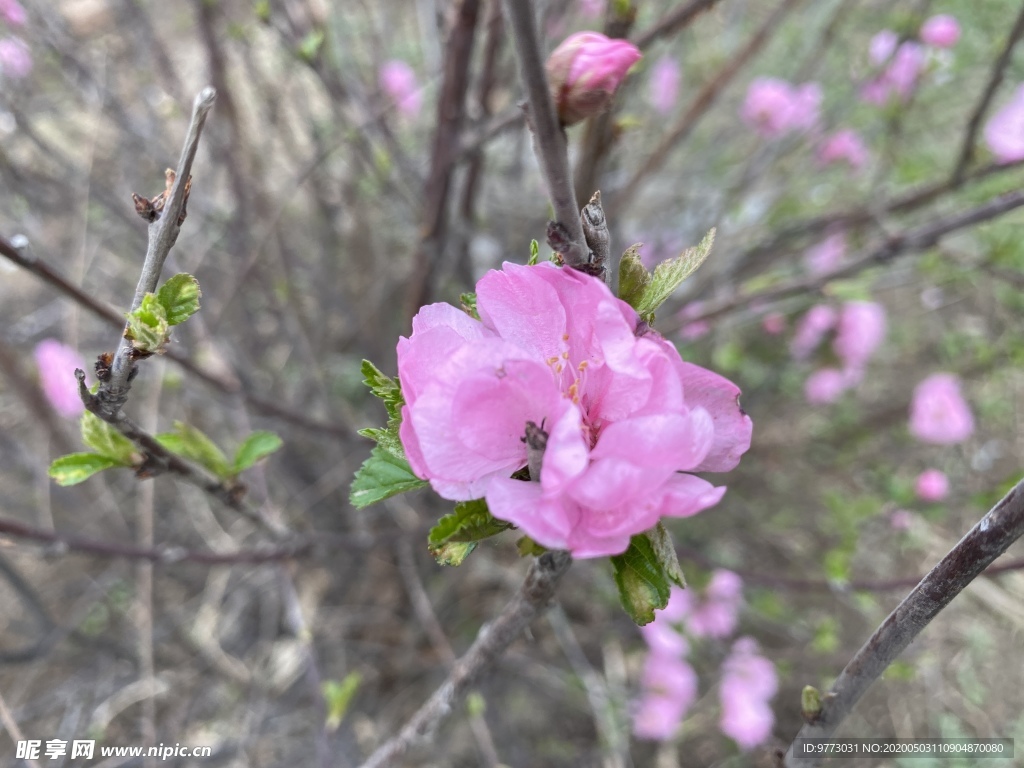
[
  {"left": 610, "top": 523, "right": 686, "bottom": 625},
  {"left": 427, "top": 498, "right": 513, "bottom": 566},
  {"left": 618, "top": 228, "right": 716, "bottom": 324}
]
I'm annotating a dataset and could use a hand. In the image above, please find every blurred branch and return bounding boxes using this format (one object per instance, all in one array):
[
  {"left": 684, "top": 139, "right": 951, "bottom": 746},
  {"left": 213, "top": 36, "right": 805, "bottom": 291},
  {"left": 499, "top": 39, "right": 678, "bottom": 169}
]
[
  {"left": 0, "top": 515, "right": 311, "bottom": 565},
  {"left": 611, "top": 0, "right": 803, "bottom": 216},
  {"left": 358, "top": 551, "right": 572, "bottom": 768},
  {"left": 950, "top": 0, "right": 1024, "bottom": 184},
  {"left": 670, "top": 187, "right": 1024, "bottom": 330},
  {"left": 784, "top": 475, "right": 1024, "bottom": 767},
  {"left": 632, "top": 0, "right": 724, "bottom": 50},
  {"left": 99, "top": 87, "right": 217, "bottom": 416},
  {"left": 502, "top": 0, "right": 588, "bottom": 267}
]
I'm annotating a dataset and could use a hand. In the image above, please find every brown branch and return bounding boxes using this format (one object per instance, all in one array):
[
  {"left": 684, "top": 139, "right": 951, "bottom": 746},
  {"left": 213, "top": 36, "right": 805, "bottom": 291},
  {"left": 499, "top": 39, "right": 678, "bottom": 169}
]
[
  {"left": 0, "top": 515, "right": 311, "bottom": 565},
  {"left": 950, "top": 0, "right": 1024, "bottom": 184},
  {"left": 632, "top": 0, "right": 724, "bottom": 50},
  {"left": 358, "top": 551, "right": 572, "bottom": 768},
  {"left": 611, "top": 0, "right": 802, "bottom": 217},
  {"left": 784, "top": 475, "right": 1024, "bottom": 766}
]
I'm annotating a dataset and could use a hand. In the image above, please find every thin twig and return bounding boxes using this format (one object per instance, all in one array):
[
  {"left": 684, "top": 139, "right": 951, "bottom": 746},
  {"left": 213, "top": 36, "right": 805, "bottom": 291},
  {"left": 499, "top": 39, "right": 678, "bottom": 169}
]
[
  {"left": 0, "top": 687, "right": 42, "bottom": 768},
  {"left": 950, "top": 0, "right": 1024, "bottom": 184},
  {"left": 502, "top": 0, "right": 588, "bottom": 267},
  {"left": 0, "top": 515, "right": 311, "bottom": 565},
  {"left": 99, "top": 87, "right": 217, "bottom": 415},
  {"left": 358, "top": 551, "right": 572, "bottom": 768},
  {"left": 632, "top": 0, "right": 724, "bottom": 50},
  {"left": 784, "top": 476, "right": 1024, "bottom": 766}
]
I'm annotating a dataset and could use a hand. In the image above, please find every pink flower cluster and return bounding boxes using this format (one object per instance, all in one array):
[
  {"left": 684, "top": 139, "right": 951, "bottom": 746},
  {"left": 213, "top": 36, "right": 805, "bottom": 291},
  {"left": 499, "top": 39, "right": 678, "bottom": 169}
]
[
  {"left": 909, "top": 373, "right": 974, "bottom": 444},
  {"left": 633, "top": 575, "right": 777, "bottom": 749},
  {"left": 861, "top": 33, "right": 925, "bottom": 105},
  {"left": 546, "top": 32, "right": 641, "bottom": 126},
  {"left": 0, "top": 0, "right": 29, "bottom": 81},
  {"left": 398, "top": 263, "right": 752, "bottom": 558},
  {"left": 34, "top": 339, "right": 86, "bottom": 418},
  {"left": 379, "top": 60, "right": 421, "bottom": 118},
  {"left": 985, "top": 85, "right": 1024, "bottom": 164},
  {"left": 741, "top": 78, "right": 821, "bottom": 138},
  {"left": 816, "top": 129, "right": 869, "bottom": 171}
]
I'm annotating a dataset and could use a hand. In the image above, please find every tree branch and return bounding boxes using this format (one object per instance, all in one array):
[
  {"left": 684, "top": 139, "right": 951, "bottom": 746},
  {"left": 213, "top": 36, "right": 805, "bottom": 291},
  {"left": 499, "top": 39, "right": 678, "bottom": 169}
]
[
  {"left": 358, "top": 550, "right": 572, "bottom": 768},
  {"left": 632, "top": 0, "right": 725, "bottom": 50},
  {"left": 784, "top": 475, "right": 1024, "bottom": 767}
]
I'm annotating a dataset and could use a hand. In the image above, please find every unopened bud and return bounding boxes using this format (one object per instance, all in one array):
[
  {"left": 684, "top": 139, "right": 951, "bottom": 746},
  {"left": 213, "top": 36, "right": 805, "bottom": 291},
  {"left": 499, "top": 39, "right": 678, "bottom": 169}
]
[{"left": 546, "top": 32, "right": 641, "bottom": 126}]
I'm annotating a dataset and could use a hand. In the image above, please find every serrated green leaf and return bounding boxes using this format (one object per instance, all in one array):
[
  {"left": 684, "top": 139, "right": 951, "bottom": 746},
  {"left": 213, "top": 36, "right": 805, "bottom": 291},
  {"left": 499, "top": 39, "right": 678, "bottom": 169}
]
[
  {"left": 528, "top": 239, "right": 540, "bottom": 266},
  {"left": 634, "top": 228, "right": 716, "bottom": 323},
  {"left": 156, "top": 273, "right": 201, "bottom": 326},
  {"left": 432, "top": 541, "right": 476, "bottom": 566},
  {"left": 610, "top": 529, "right": 683, "bottom": 625},
  {"left": 49, "top": 453, "right": 122, "bottom": 486},
  {"left": 323, "top": 672, "right": 361, "bottom": 732},
  {"left": 460, "top": 292, "right": 479, "bottom": 320},
  {"left": 360, "top": 360, "right": 404, "bottom": 421},
  {"left": 516, "top": 536, "right": 547, "bottom": 557},
  {"left": 357, "top": 427, "right": 404, "bottom": 458},
  {"left": 349, "top": 446, "right": 426, "bottom": 508},
  {"left": 617, "top": 244, "right": 651, "bottom": 310},
  {"left": 81, "top": 412, "right": 137, "bottom": 464},
  {"left": 125, "top": 293, "right": 170, "bottom": 353},
  {"left": 428, "top": 498, "right": 512, "bottom": 548},
  {"left": 233, "top": 430, "right": 282, "bottom": 473},
  {"left": 155, "top": 421, "right": 231, "bottom": 479}
]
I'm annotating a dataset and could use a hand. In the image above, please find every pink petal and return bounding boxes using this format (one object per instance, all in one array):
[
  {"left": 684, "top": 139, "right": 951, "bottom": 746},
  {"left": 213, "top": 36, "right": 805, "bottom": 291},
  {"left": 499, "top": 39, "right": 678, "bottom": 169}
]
[{"left": 674, "top": 363, "right": 753, "bottom": 472}]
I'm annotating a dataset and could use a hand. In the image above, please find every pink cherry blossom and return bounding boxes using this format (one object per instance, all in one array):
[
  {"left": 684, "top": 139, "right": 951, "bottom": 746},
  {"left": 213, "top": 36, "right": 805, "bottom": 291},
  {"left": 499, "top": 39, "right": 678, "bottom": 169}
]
[
  {"left": 869, "top": 30, "right": 899, "bottom": 66},
  {"left": 546, "top": 32, "right": 642, "bottom": 126},
  {"left": 742, "top": 78, "right": 821, "bottom": 138},
  {"left": 862, "top": 41, "right": 924, "bottom": 105},
  {"left": 719, "top": 637, "right": 777, "bottom": 750},
  {"left": 34, "top": 339, "right": 86, "bottom": 418},
  {"left": 633, "top": 654, "right": 698, "bottom": 740},
  {"left": 649, "top": 56, "right": 680, "bottom": 114},
  {"left": 379, "top": 60, "right": 421, "bottom": 118},
  {"left": 641, "top": 617, "right": 690, "bottom": 658},
  {"left": 984, "top": 85, "right": 1024, "bottom": 164},
  {"left": 398, "top": 262, "right": 752, "bottom": 558},
  {"left": 0, "top": 0, "right": 25, "bottom": 27},
  {"left": 915, "top": 469, "right": 949, "bottom": 502},
  {"left": 761, "top": 312, "right": 785, "bottom": 336},
  {"left": 920, "top": 15, "right": 960, "bottom": 48},
  {"left": 790, "top": 304, "right": 837, "bottom": 360},
  {"left": 909, "top": 373, "right": 974, "bottom": 445},
  {"left": 0, "top": 36, "right": 31, "bottom": 79},
  {"left": 669, "top": 569, "right": 744, "bottom": 638},
  {"left": 817, "top": 129, "right": 869, "bottom": 171},
  {"left": 803, "top": 232, "right": 846, "bottom": 275},
  {"left": 804, "top": 368, "right": 848, "bottom": 405},
  {"left": 833, "top": 301, "right": 886, "bottom": 373}
]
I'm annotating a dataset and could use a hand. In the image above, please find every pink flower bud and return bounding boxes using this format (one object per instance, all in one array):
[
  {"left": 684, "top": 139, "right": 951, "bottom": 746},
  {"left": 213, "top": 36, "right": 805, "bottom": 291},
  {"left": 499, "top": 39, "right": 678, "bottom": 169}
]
[
  {"left": 34, "top": 339, "right": 86, "bottom": 418},
  {"left": 833, "top": 301, "right": 886, "bottom": 372},
  {"left": 861, "top": 41, "right": 924, "bottom": 105},
  {"left": 0, "top": 0, "right": 26, "bottom": 27},
  {"left": 915, "top": 469, "right": 949, "bottom": 502},
  {"left": 909, "top": 373, "right": 974, "bottom": 445},
  {"left": 985, "top": 85, "right": 1024, "bottom": 164},
  {"left": 817, "top": 129, "right": 870, "bottom": 171},
  {"left": 920, "top": 15, "right": 960, "bottom": 48},
  {"left": 379, "top": 60, "right": 421, "bottom": 118},
  {"left": 648, "top": 56, "right": 680, "bottom": 115},
  {"left": 0, "top": 36, "right": 31, "bottom": 79},
  {"left": 546, "top": 32, "right": 641, "bottom": 126},
  {"left": 870, "top": 30, "right": 899, "bottom": 66}
]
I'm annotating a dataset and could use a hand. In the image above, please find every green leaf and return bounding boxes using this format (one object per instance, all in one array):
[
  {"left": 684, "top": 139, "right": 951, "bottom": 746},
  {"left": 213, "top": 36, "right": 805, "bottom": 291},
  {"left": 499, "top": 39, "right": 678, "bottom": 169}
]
[
  {"left": 349, "top": 446, "right": 426, "bottom": 508},
  {"left": 156, "top": 273, "right": 201, "bottom": 326},
  {"left": 125, "top": 293, "right": 170, "bottom": 353},
  {"left": 360, "top": 360, "right": 403, "bottom": 422},
  {"left": 323, "top": 672, "right": 361, "bottom": 732},
  {"left": 634, "top": 228, "right": 716, "bottom": 323},
  {"left": 298, "top": 28, "right": 325, "bottom": 62},
  {"left": 428, "top": 499, "right": 512, "bottom": 551},
  {"left": 233, "top": 430, "right": 282, "bottom": 473},
  {"left": 460, "top": 292, "right": 479, "bottom": 320},
  {"left": 155, "top": 421, "right": 231, "bottom": 479},
  {"left": 49, "top": 453, "right": 122, "bottom": 486},
  {"left": 81, "top": 412, "right": 136, "bottom": 464},
  {"left": 617, "top": 243, "right": 651, "bottom": 310},
  {"left": 431, "top": 541, "right": 476, "bottom": 566},
  {"left": 356, "top": 427, "right": 404, "bottom": 459},
  {"left": 527, "top": 239, "right": 540, "bottom": 266},
  {"left": 610, "top": 527, "right": 685, "bottom": 625},
  {"left": 516, "top": 536, "right": 547, "bottom": 557},
  {"left": 646, "top": 522, "right": 685, "bottom": 588}
]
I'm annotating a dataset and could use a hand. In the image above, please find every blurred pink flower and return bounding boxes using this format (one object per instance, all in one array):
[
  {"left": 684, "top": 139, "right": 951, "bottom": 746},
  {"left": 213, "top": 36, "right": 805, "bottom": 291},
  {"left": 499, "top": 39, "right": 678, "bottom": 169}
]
[
  {"left": 641, "top": 595, "right": 691, "bottom": 656},
  {"left": 817, "top": 129, "right": 869, "bottom": 171},
  {"left": 649, "top": 56, "right": 680, "bottom": 114},
  {"left": 379, "top": 60, "right": 421, "bottom": 118},
  {"left": 742, "top": 78, "right": 821, "bottom": 138},
  {"left": 790, "top": 304, "right": 837, "bottom": 360},
  {"left": 34, "top": 339, "right": 86, "bottom": 418},
  {"left": 909, "top": 373, "right": 974, "bottom": 445},
  {"left": 803, "top": 232, "right": 846, "bottom": 275},
  {"left": 0, "top": 36, "right": 31, "bottom": 79},
  {"left": 677, "top": 300, "right": 710, "bottom": 340},
  {"left": 915, "top": 469, "right": 949, "bottom": 502},
  {"left": 920, "top": 15, "right": 960, "bottom": 48},
  {"left": 890, "top": 508, "right": 915, "bottom": 530},
  {"left": 633, "top": 655, "right": 698, "bottom": 740},
  {"left": 719, "top": 637, "right": 777, "bottom": 750},
  {"left": 862, "top": 42, "right": 924, "bottom": 105},
  {"left": 680, "top": 569, "right": 744, "bottom": 639},
  {"left": 761, "top": 312, "right": 785, "bottom": 336},
  {"left": 984, "top": 85, "right": 1024, "bottom": 164},
  {"left": 546, "top": 32, "right": 641, "bottom": 126},
  {"left": 833, "top": 301, "right": 886, "bottom": 372},
  {"left": 804, "top": 368, "right": 848, "bottom": 405},
  {"left": 579, "top": 0, "right": 605, "bottom": 18},
  {"left": 869, "top": 29, "right": 899, "bottom": 66},
  {"left": 0, "top": 0, "right": 25, "bottom": 27}
]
